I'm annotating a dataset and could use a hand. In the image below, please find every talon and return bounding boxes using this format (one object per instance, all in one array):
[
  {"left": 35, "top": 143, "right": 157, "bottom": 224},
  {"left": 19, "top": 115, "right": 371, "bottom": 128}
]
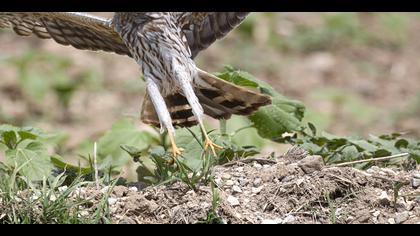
[
  {"left": 167, "top": 131, "right": 183, "bottom": 164},
  {"left": 204, "top": 138, "right": 223, "bottom": 156},
  {"left": 172, "top": 146, "right": 184, "bottom": 158}
]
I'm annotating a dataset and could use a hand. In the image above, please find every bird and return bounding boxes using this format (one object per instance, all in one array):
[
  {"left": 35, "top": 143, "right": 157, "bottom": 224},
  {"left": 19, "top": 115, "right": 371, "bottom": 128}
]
[{"left": 0, "top": 12, "right": 272, "bottom": 158}]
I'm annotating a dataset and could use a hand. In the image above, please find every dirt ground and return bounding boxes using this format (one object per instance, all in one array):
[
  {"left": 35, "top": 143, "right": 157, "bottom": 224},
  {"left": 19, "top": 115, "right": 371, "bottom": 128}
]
[{"left": 66, "top": 147, "right": 419, "bottom": 224}]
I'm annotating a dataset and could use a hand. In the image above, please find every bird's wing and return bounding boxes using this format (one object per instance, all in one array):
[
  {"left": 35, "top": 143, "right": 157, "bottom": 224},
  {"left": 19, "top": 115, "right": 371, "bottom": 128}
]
[
  {"left": 178, "top": 12, "right": 250, "bottom": 58},
  {"left": 0, "top": 12, "right": 131, "bottom": 56}
]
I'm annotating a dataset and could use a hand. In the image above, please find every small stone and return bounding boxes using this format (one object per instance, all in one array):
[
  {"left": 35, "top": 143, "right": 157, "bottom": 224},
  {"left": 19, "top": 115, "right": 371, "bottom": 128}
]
[
  {"left": 128, "top": 186, "right": 138, "bottom": 192},
  {"left": 227, "top": 195, "right": 240, "bottom": 206},
  {"left": 298, "top": 155, "right": 324, "bottom": 174},
  {"left": 225, "top": 180, "right": 235, "bottom": 186},
  {"left": 395, "top": 212, "right": 409, "bottom": 224},
  {"left": 261, "top": 219, "right": 282, "bottom": 224},
  {"left": 263, "top": 165, "right": 271, "bottom": 168},
  {"left": 113, "top": 186, "right": 128, "bottom": 197},
  {"left": 232, "top": 185, "right": 242, "bottom": 193},
  {"left": 378, "top": 191, "right": 391, "bottom": 206},
  {"left": 119, "top": 217, "right": 136, "bottom": 224},
  {"left": 253, "top": 163, "right": 262, "bottom": 169},
  {"left": 252, "top": 186, "right": 263, "bottom": 194},
  {"left": 372, "top": 211, "right": 381, "bottom": 217},
  {"left": 222, "top": 173, "right": 232, "bottom": 180},
  {"left": 235, "top": 167, "right": 244, "bottom": 172},
  {"left": 239, "top": 178, "right": 249, "bottom": 186},
  {"left": 108, "top": 197, "right": 118, "bottom": 206},
  {"left": 412, "top": 177, "right": 420, "bottom": 189},
  {"left": 58, "top": 186, "right": 68, "bottom": 193},
  {"left": 100, "top": 186, "right": 110, "bottom": 194},
  {"left": 253, "top": 178, "right": 262, "bottom": 187},
  {"left": 282, "top": 215, "right": 295, "bottom": 224},
  {"left": 214, "top": 178, "right": 222, "bottom": 186},
  {"left": 388, "top": 218, "right": 396, "bottom": 224}
]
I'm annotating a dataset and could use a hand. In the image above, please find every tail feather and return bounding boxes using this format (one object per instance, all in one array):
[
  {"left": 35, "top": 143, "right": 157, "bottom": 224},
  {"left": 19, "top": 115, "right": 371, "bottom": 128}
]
[
  {"left": 140, "top": 69, "right": 272, "bottom": 128},
  {"left": 195, "top": 68, "right": 272, "bottom": 117}
]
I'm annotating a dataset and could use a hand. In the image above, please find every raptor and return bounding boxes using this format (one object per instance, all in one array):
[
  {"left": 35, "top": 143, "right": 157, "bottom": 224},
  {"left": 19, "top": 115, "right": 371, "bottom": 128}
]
[{"left": 0, "top": 12, "right": 271, "bottom": 158}]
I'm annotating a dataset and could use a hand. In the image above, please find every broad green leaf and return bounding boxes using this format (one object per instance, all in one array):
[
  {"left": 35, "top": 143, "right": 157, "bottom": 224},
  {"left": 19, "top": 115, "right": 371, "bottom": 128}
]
[
  {"left": 175, "top": 126, "right": 205, "bottom": 171},
  {"left": 50, "top": 155, "right": 92, "bottom": 175},
  {"left": 351, "top": 140, "right": 378, "bottom": 152},
  {"left": 249, "top": 103, "right": 303, "bottom": 140},
  {"left": 96, "top": 118, "right": 160, "bottom": 169},
  {"left": 2, "top": 131, "right": 17, "bottom": 149},
  {"left": 17, "top": 131, "right": 38, "bottom": 141},
  {"left": 341, "top": 145, "right": 360, "bottom": 162},
  {"left": 5, "top": 141, "right": 53, "bottom": 181}
]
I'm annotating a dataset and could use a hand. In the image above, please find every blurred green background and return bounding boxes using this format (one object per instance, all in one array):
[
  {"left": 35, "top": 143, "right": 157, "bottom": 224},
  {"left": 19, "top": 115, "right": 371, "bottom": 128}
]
[{"left": 0, "top": 13, "right": 419, "bottom": 167}]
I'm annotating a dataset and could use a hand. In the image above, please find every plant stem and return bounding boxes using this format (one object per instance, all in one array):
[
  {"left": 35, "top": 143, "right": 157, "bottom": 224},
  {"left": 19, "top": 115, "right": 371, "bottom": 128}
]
[
  {"left": 329, "top": 153, "right": 409, "bottom": 167},
  {"left": 219, "top": 119, "right": 227, "bottom": 137}
]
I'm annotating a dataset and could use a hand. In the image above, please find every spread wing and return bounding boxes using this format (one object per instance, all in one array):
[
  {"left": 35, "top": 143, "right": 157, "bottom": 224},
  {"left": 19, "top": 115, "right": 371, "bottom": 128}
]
[
  {"left": 178, "top": 12, "right": 250, "bottom": 58},
  {"left": 0, "top": 12, "right": 131, "bottom": 56}
]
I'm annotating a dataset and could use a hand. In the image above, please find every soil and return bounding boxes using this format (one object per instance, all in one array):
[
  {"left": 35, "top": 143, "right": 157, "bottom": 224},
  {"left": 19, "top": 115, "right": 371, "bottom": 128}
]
[{"left": 71, "top": 148, "right": 419, "bottom": 224}]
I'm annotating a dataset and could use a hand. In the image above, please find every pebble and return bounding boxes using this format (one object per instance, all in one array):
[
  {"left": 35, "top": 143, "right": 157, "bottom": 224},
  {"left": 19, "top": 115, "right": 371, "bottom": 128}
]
[
  {"left": 388, "top": 218, "right": 396, "bottom": 224},
  {"left": 235, "top": 167, "right": 244, "bottom": 172},
  {"left": 58, "top": 186, "right": 68, "bottom": 193},
  {"left": 282, "top": 215, "right": 296, "bottom": 224},
  {"left": 253, "top": 178, "right": 262, "bottom": 187},
  {"left": 239, "top": 178, "right": 249, "bottom": 186},
  {"left": 232, "top": 185, "right": 242, "bottom": 193},
  {"left": 252, "top": 186, "right": 263, "bottom": 194},
  {"left": 128, "top": 186, "right": 138, "bottom": 192},
  {"left": 225, "top": 180, "right": 235, "bottom": 186},
  {"left": 412, "top": 177, "right": 420, "bottom": 189},
  {"left": 297, "top": 155, "right": 324, "bottom": 174},
  {"left": 108, "top": 197, "right": 118, "bottom": 206},
  {"left": 227, "top": 195, "right": 240, "bottom": 206},
  {"left": 100, "top": 186, "right": 110, "bottom": 194},
  {"left": 378, "top": 191, "right": 391, "bottom": 206},
  {"left": 222, "top": 173, "right": 232, "bottom": 180},
  {"left": 261, "top": 218, "right": 282, "bottom": 224},
  {"left": 395, "top": 212, "right": 409, "bottom": 224},
  {"left": 372, "top": 211, "right": 381, "bottom": 217},
  {"left": 253, "top": 163, "right": 262, "bottom": 169}
]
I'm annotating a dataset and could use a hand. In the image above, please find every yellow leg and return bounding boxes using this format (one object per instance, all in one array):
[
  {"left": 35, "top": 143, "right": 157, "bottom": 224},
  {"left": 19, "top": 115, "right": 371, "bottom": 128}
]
[
  {"left": 167, "top": 131, "right": 183, "bottom": 158},
  {"left": 199, "top": 123, "right": 223, "bottom": 156}
]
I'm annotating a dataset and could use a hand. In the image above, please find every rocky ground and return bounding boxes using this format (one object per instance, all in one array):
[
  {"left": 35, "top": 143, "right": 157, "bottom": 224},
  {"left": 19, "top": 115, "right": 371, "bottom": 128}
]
[{"left": 67, "top": 148, "right": 419, "bottom": 224}]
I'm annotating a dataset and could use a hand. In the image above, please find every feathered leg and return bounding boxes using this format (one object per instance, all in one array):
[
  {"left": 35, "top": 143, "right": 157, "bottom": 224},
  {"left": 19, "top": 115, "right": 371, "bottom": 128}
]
[
  {"left": 144, "top": 76, "right": 183, "bottom": 157},
  {"left": 173, "top": 63, "right": 223, "bottom": 156}
]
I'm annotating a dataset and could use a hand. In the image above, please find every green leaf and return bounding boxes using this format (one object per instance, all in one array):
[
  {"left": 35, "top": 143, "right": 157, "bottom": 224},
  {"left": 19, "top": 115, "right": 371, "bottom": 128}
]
[
  {"left": 50, "top": 155, "right": 92, "bottom": 175},
  {"left": 2, "top": 131, "right": 17, "bottom": 149},
  {"left": 5, "top": 141, "right": 53, "bottom": 181},
  {"left": 350, "top": 140, "right": 378, "bottom": 152},
  {"left": 17, "top": 131, "right": 38, "bottom": 141},
  {"left": 308, "top": 122, "right": 317, "bottom": 136},
  {"left": 395, "top": 139, "right": 409, "bottom": 149},
  {"left": 175, "top": 126, "right": 206, "bottom": 171},
  {"left": 96, "top": 118, "right": 159, "bottom": 169},
  {"left": 249, "top": 103, "right": 303, "bottom": 140},
  {"left": 341, "top": 145, "right": 360, "bottom": 162}
]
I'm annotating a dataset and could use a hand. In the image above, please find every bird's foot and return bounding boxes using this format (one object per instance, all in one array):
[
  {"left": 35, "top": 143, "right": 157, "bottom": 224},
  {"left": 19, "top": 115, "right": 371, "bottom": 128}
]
[
  {"left": 171, "top": 145, "right": 184, "bottom": 158},
  {"left": 204, "top": 137, "right": 223, "bottom": 157}
]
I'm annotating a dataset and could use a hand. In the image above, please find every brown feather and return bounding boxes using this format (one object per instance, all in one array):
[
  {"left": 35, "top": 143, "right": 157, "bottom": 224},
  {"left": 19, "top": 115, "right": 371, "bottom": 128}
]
[{"left": 141, "top": 69, "right": 272, "bottom": 128}]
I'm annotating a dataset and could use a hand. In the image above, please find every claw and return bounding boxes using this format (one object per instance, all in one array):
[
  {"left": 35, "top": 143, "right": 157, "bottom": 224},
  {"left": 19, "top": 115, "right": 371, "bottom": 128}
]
[
  {"left": 172, "top": 146, "right": 184, "bottom": 158},
  {"left": 167, "top": 131, "right": 183, "bottom": 164},
  {"left": 204, "top": 138, "right": 223, "bottom": 156},
  {"left": 199, "top": 123, "right": 223, "bottom": 156}
]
